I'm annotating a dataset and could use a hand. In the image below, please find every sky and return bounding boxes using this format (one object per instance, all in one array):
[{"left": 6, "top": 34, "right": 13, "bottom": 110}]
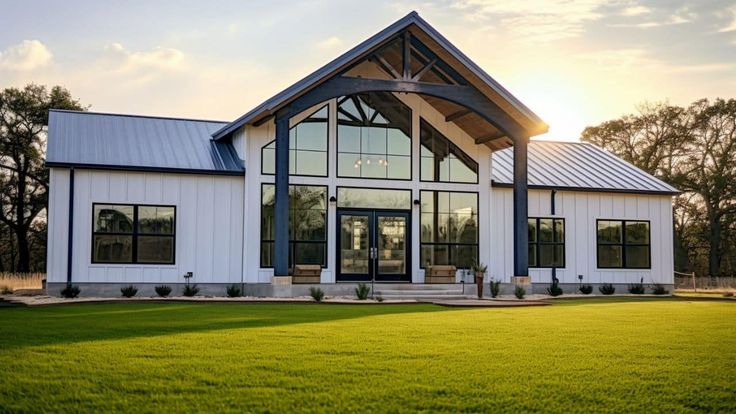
[{"left": 1, "top": 0, "right": 735, "bottom": 141}]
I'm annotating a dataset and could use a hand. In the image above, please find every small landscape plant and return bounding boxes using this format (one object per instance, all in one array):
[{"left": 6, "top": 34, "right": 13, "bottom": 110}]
[
  {"left": 226, "top": 284, "right": 242, "bottom": 298},
  {"left": 0, "top": 285, "right": 12, "bottom": 295},
  {"left": 724, "top": 292, "right": 734, "bottom": 298},
  {"left": 183, "top": 284, "right": 200, "bottom": 297},
  {"left": 490, "top": 280, "right": 501, "bottom": 298},
  {"left": 579, "top": 284, "right": 593, "bottom": 294},
  {"left": 652, "top": 284, "right": 668, "bottom": 295},
  {"left": 120, "top": 285, "right": 138, "bottom": 298},
  {"left": 155, "top": 285, "right": 172, "bottom": 297},
  {"left": 309, "top": 287, "right": 325, "bottom": 302},
  {"left": 599, "top": 283, "right": 616, "bottom": 295},
  {"left": 60, "top": 285, "right": 80, "bottom": 298},
  {"left": 628, "top": 283, "right": 646, "bottom": 294},
  {"left": 514, "top": 285, "right": 526, "bottom": 299},
  {"left": 355, "top": 283, "right": 370, "bottom": 300},
  {"left": 546, "top": 280, "right": 563, "bottom": 297},
  {"left": 375, "top": 296, "right": 384, "bottom": 302}
]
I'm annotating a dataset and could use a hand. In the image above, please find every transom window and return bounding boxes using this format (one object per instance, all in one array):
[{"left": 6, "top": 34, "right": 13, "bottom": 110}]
[
  {"left": 261, "top": 184, "right": 327, "bottom": 268},
  {"left": 337, "top": 92, "right": 412, "bottom": 180},
  {"left": 420, "top": 191, "right": 478, "bottom": 269},
  {"left": 597, "top": 220, "right": 650, "bottom": 269},
  {"left": 528, "top": 218, "right": 565, "bottom": 268},
  {"left": 262, "top": 105, "right": 328, "bottom": 176},
  {"left": 92, "top": 204, "right": 175, "bottom": 264},
  {"left": 420, "top": 119, "right": 478, "bottom": 183}
]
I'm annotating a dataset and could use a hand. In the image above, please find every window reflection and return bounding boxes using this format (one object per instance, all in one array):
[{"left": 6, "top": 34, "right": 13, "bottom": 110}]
[{"left": 262, "top": 106, "right": 328, "bottom": 176}]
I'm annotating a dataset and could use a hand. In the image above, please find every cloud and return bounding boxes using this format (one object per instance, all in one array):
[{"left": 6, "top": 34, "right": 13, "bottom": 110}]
[
  {"left": 621, "top": 5, "right": 651, "bottom": 17},
  {"left": 0, "top": 40, "right": 53, "bottom": 71},
  {"left": 102, "top": 43, "right": 185, "bottom": 73},
  {"left": 719, "top": 5, "right": 736, "bottom": 32},
  {"left": 317, "top": 36, "right": 344, "bottom": 50},
  {"left": 448, "top": 0, "right": 607, "bottom": 42}
]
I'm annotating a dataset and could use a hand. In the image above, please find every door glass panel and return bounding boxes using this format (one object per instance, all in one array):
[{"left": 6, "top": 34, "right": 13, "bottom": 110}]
[
  {"left": 340, "top": 215, "right": 370, "bottom": 275},
  {"left": 377, "top": 216, "right": 406, "bottom": 275}
]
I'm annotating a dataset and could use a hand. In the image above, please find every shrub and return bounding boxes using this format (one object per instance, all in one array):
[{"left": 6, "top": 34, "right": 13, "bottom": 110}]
[
  {"left": 724, "top": 292, "right": 734, "bottom": 298},
  {"left": 652, "top": 284, "right": 669, "bottom": 295},
  {"left": 355, "top": 283, "right": 370, "bottom": 300},
  {"left": 628, "top": 283, "right": 646, "bottom": 294},
  {"left": 155, "top": 285, "right": 172, "bottom": 297},
  {"left": 309, "top": 287, "right": 325, "bottom": 302},
  {"left": 226, "top": 284, "right": 242, "bottom": 298},
  {"left": 183, "top": 284, "right": 200, "bottom": 297},
  {"left": 0, "top": 286, "right": 12, "bottom": 295},
  {"left": 120, "top": 285, "right": 138, "bottom": 298},
  {"left": 375, "top": 296, "right": 384, "bottom": 303},
  {"left": 599, "top": 283, "right": 616, "bottom": 295},
  {"left": 546, "top": 280, "right": 563, "bottom": 297},
  {"left": 60, "top": 285, "right": 80, "bottom": 298},
  {"left": 490, "top": 280, "right": 501, "bottom": 298},
  {"left": 579, "top": 284, "right": 593, "bottom": 294},
  {"left": 514, "top": 285, "right": 526, "bottom": 299}
]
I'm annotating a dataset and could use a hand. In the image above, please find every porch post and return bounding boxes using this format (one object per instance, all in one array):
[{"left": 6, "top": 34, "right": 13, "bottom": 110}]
[
  {"left": 274, "top": 111, "right": 290, "bottom": 277},
  {"left": 512, "top": 137, "right": 530, "bottom": 282}
]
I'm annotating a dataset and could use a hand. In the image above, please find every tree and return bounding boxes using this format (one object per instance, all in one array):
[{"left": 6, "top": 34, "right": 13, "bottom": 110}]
[
  {"left": 0, "top": 84, "right": 85, "bottom": 272},
  {"left": 582, "top": 99, "right": 736, "bottom": 277}
]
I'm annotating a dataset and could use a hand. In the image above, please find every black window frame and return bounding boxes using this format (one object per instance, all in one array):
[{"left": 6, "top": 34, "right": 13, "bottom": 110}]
[
  {"left": 596, "top": 219, "right": 651, "bottom": 269},
  {"left": 419, "top": 190, "right": 479, "bottom": 269},
  {"left": 91, "top": 203, "right": 176, "bottom": 265},
  {"left": 336, "top": 92, "right": 413, "bottom": 181},
  {"left": 419, "top": 118, "right": 479, "bottom": 184},
  {"left": 528, "top": 217, "right": 565, "bottom": 268},
  {"left": 260, "top": 105, "right": 329, "bottom": 177},
  {"left": 260, "top": 183, "right": 329, "bottom": 269}
]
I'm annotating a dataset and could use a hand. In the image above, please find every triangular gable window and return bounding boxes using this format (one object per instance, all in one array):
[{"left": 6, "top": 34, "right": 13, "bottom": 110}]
[
  {"left": 261, "top": 105, "right": 328, "bottom": 176},
  {"left": 419, "top": 119, "right": 478, "bottom": 183}
]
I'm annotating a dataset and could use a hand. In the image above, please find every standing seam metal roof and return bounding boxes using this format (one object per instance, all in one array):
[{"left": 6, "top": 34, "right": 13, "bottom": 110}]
[
  {"left": 46, "top": 110, "right": 243, "bottom": 174},
  {"left": 491, "top": 141, "right": 679, "bottom": 195}
]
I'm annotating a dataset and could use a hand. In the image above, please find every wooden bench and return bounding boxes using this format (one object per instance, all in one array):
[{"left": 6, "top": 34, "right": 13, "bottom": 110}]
[
  {"left": 292, "top": 265, "right": 322, "bottom": 284},
  {"left": 425, "top": 265, "right": 457, "bottom": 284}
]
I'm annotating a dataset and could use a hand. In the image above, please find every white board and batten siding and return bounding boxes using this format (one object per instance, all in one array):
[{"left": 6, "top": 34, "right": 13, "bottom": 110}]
[
  {"left": 490, "top": 188, "right": 674, "bottom": 284},
  {"left": 47, "top": 169, "right": 244, "bottom": 285}
]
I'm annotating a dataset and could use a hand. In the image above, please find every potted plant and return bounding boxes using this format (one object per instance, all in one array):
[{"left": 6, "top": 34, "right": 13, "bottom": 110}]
[{"left": 472, "top": 263, "right": 488, "bottom": 298}]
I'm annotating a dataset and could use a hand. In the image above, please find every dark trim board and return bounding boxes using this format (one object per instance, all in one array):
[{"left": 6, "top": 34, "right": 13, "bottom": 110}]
[
  {"left": 491, "top": 182, "right": 680, "bottom": 196},
  {"left": 46, "top": 162, "right": 244, "bottom": 176}
]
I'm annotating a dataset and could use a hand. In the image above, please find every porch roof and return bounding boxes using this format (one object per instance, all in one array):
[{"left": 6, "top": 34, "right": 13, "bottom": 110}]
[
  {"left": 212, "top": 11, "right": 548, "bottom": 149},
  {"left": 491, "top": 141, "right": 679, "bottom": 195}
]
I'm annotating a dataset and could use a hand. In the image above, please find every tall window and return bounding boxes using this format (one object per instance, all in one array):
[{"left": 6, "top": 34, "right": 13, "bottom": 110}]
[
  {"left": 528, "top": 218, "right": 565, "bottom": 268},
  {"left": 420, "top": 191, "right": 478, "bottom": 268},
  {"left": 420, "top": 119, "right": 478, "bottom": 183},
  {"left": 597, "top": 220, "right": 650, "bottom": 269},
  {"left": 337, "top": 92, "right": 412, "bottom": 180},
  {"left": 92, "top": 204, "right": 175, "bottom": 264},
  {"left": 261, "top": 184, "right": 327, "bottom": 268},
  {"left": 261, "top": 105, "right": 328, "bottom": 176}
]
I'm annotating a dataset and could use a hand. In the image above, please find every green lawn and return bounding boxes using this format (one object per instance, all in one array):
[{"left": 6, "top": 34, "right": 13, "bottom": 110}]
[{"left": 1, "top": 298, "right": 734, "bottom": 413}]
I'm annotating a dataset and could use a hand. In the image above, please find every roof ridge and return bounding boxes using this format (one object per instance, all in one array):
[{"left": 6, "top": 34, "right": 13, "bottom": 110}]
[{"left": 49, "top": 109, "right": 229, "bottom": 124}]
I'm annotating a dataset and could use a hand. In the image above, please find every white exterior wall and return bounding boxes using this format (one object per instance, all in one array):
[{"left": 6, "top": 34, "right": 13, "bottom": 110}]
[
  {"left": 47, "top": 169, "right": 244, "bottom": 285},
  {"left": 490, "top": 188, "right": 674, "bottom": 284}
]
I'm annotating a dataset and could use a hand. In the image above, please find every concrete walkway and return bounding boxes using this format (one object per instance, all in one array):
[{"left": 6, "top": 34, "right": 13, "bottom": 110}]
[{"left": 432, "top": 299, "right": 550, "bottom": 307}]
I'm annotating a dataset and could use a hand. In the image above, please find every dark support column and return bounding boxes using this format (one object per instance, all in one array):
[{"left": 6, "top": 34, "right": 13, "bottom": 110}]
[
  {"left": 274, "top": 112, "right": 290, "bottom": 276},
  {"left": 66, "top": 167, "right": 75, "bottom": 286},
  {"left": 513, "top": 137, "right": 529, "bottom": 278}
]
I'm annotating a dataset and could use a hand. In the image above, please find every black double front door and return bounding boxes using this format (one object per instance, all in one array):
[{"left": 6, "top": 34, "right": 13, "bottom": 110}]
[{"left": 336, "top": 210, "right": 410, "bottom": 282}]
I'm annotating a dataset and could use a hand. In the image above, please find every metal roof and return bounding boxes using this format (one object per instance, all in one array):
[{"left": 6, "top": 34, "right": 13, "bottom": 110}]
[
  {"left": 46, "top": 110, "right": 243, "bottom": 175},
  {"left": 491, "top": 141, "right": 679, "bottom": 195},
  {"left": 212, "top": 11, "right": 546, "bottom": 140}
]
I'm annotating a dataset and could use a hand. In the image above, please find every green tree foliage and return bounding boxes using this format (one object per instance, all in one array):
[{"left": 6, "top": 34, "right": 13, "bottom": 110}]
[
  {"left": 582, "top": 98, "right": 736, "bottom": 276},
  {"left": 0, "top": 84, "right": 85, "bottom": 272}
]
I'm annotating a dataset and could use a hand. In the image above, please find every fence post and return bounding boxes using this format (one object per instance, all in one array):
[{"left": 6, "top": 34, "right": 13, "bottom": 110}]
[{"left": 692, "top": 272, "right": 696, "bottom": 292}]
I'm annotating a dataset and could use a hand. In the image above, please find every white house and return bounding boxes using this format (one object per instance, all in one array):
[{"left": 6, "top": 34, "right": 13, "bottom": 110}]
[{"left": 45, "top": 12, "right": 678, "bottom": 297}]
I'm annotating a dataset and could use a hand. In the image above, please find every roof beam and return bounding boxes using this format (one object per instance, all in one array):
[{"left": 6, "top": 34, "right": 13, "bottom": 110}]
[
  {"left": 445, "top": 109, "right": 472, "bottom": 123},
  {"left": 371, "top": 54, "right": 401, "bottom": 80},
  {"left": 412, "top": 58, "right": 437, "bottom": 81},
  {"left": 475, "top": 132, "right": 507, "bottom": 145},
  {"left": 286, "top": 76, "right": 529, "bottom": 141},
  {"left": 402, "top": 31, "right": 411, "bottom": 80}
]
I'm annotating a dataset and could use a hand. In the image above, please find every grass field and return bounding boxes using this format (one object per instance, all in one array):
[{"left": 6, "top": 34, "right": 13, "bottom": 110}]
[{"left": 1, "top": 298, "right": 734, "bottom": 413}]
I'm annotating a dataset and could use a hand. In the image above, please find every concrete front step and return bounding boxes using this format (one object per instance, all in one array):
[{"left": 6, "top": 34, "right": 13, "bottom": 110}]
[
  {"left": 377, "top": 294, "right": 478, "bottom": 301},
  {"left": 370, "top": 283, "right": 470, "bottom": 291},
  {"left": 375, "top": 289, "right": 467, "bottom": 296}
]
